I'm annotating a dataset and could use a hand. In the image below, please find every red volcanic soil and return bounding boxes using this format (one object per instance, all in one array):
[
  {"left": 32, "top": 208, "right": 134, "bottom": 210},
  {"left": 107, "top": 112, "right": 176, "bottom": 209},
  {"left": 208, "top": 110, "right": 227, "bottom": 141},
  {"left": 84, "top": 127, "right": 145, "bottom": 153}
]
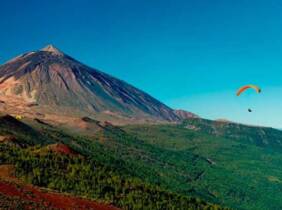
[
  {"left": 47, "top": 143, "right": 78, "bottom": 156},
  {"left": 0, "top": 180, "right": 120, "bottom": 210}
]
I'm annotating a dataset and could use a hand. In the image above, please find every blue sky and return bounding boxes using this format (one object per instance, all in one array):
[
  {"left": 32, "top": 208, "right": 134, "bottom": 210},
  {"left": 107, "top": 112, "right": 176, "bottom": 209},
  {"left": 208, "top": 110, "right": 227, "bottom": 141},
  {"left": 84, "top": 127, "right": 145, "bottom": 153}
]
[{"left": 0, "top": 0, "right": 282, "bottom": 127}]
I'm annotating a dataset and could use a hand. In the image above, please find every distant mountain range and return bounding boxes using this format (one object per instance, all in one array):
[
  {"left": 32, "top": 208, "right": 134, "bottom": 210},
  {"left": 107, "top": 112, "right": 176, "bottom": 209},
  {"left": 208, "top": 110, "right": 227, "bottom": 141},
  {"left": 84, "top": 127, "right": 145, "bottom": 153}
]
[
  {"left": 0, "top": 45, "right": 197, "bottom": 124},
  {"left": 182, "top": 118, "right": 282, "bottom": 150}
]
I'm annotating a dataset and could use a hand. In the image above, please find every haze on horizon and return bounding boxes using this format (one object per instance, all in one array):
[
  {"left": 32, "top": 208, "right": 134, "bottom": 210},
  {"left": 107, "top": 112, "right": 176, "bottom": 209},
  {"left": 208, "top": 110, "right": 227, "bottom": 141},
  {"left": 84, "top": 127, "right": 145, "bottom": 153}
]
[{"left": 0, "top": 0, "right": 282, "bottom": 128}]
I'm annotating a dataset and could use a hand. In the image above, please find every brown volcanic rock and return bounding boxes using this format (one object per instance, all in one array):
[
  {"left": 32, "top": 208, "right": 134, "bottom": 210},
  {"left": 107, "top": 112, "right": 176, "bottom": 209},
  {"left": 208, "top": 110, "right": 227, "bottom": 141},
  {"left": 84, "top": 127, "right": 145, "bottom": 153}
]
[
  {"left": 0, "top": 45, "right": 179, "bottom": 122},
  {"left": 173, "top": 109, "right": 199, "bottom": 120}
]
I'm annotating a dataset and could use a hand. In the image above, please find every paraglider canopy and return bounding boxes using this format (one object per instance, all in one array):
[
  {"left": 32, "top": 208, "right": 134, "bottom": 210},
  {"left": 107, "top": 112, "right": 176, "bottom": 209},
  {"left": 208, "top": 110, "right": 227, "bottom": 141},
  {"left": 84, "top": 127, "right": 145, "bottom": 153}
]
[{"left": 236, "top": 85, "right": 261, "bottom": 96}]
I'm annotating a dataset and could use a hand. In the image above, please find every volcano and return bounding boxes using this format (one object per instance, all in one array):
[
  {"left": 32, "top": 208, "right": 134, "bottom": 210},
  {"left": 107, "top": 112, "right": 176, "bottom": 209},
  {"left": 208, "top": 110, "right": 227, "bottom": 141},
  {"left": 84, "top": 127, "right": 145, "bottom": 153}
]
[{"left": 0, "top": 45, "right": 179, "bottom": 122}]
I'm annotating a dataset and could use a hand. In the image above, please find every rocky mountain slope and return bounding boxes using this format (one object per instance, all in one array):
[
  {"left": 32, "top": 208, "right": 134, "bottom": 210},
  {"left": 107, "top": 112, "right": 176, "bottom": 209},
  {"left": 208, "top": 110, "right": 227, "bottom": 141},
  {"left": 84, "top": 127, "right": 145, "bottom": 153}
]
[
  {"left": 0, "top": 45, "right": 179, "bottom": 123},
  {"left": 173, "top": 109, "right": 199, "bottom": 119}
]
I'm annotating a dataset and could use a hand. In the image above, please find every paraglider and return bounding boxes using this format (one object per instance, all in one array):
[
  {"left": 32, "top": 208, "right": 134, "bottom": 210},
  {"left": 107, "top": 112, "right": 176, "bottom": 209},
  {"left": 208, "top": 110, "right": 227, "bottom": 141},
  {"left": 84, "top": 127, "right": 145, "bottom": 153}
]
[
  {"left": 237, "top": 85, "right": 261, "bottom": 112},
  {"left": 236, "top": 84, "right": 261, "bottom": 96}
]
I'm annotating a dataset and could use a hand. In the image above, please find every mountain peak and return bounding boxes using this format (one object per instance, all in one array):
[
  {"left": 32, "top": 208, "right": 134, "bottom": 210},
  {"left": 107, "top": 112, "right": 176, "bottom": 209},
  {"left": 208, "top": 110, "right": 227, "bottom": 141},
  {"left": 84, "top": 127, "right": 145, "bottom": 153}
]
[{"left": 41, "top": 44, "right": 64, "bottom": 55}]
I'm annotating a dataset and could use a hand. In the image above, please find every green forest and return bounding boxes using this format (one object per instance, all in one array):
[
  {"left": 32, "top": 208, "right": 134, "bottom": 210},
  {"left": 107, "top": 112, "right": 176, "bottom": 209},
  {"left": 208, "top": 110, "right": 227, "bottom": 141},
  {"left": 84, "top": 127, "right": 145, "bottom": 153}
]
[
  {"left": 1, "top": 115, "right": 282, "bottom": 209},
  {"left": 0, "top": 143, "right": 224, "bottom": 210}
]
